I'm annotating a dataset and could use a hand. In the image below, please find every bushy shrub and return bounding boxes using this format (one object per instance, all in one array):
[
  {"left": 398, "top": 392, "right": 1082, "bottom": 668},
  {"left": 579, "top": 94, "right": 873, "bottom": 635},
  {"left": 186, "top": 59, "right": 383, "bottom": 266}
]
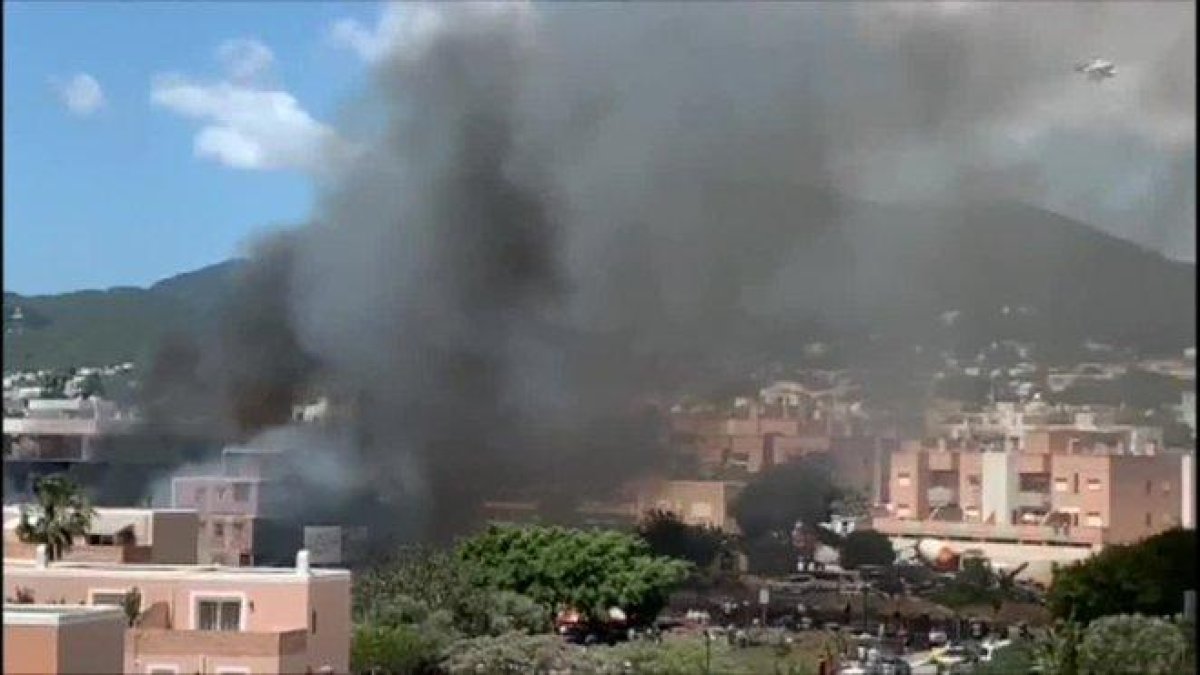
[
  {"left": 1078, "top": 614, "right": 1190, "bottom": 675},
  {"left": 351, "top": 623, "right": 449, "bottom": 675}
]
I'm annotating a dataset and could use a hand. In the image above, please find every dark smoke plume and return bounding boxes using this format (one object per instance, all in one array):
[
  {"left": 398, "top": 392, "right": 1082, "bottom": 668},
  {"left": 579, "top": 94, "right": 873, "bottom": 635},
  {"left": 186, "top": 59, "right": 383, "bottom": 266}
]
[{"left": 134, "top": 2, "right": 1194, "bottom": 542}]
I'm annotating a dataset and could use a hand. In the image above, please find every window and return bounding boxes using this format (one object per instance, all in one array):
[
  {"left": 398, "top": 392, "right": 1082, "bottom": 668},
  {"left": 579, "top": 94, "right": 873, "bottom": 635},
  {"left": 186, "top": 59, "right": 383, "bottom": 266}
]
[
  {"left": 1162, "top": 481, "right": 1172, "bottom": 494},
  {"left": 1054, "top": 478, "right": 1069, "bottom": 493},
  {"left": 214, "top": 669, "right": 250, "bottom": 675},
  {"left": 897, "top": 472, "right": 911, "bottom": 487},
  {"left": 146, "top": 666, "right": 179, "bottom": 675},
  {"left": 213, "top": 523, "right": 225, "bottom": 538},
  {"left": 311, "top": 610, "right": 317, "bottom": 634},
  {"left": 239, "top": 554, "right": 252, "bottom": 566},
  {"left": 90, "top": 591, "right": 128, "bottom": 607},
  {"left": 967, "top": 475, "right": 981, "bottom": 487},
  {"left": 1085, "top": 513, "right": 1103, "bottom": 527},
  {"left": 196, "top": 598, "right": 242, "bottom": 631},
  {"left": 1146, "top": 480, "right": 1153, "bottom": 496},
  {"left": 233, "top": 483, "right": 251, "bottom": 502},
  {"left": 1019, "top": 473, "right": 1050, "bottom": 492},
  {"left": 1072, "top": 474, "right": 1080, "bottom": 494},
  {"left": 233, "top": 522, "right": 245, "bottom": 535},
  {"left": 1086, "top": 478, "right": 1102, "bottom": 492}
]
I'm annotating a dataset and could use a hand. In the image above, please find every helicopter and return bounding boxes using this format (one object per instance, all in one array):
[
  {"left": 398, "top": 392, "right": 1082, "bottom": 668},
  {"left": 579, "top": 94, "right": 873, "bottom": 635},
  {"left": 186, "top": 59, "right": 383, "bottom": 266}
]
[{"left": 1075, "top": 57, "right": 1116, "bottom": 81}]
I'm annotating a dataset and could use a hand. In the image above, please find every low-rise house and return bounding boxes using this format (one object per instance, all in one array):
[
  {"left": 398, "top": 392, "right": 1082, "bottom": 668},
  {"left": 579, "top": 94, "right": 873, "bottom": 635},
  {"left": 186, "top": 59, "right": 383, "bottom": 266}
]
[{"left": 5, "top": 549, "right": 349, "bottom": 675}]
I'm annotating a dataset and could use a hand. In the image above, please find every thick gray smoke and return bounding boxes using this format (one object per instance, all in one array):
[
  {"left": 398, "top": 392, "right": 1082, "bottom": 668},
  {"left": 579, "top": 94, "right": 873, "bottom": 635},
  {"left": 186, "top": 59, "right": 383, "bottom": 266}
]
[{"left": 140, "top": 2, "right": 1194, "bottom": 541}]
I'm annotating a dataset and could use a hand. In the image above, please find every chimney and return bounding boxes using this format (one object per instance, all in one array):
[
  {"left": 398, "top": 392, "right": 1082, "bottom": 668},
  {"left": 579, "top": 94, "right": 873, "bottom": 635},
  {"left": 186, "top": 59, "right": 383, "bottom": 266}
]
[
  {"left": 296, "top": 549, "right": 311, "bottom": 576},
  {"left": 35, "top": 544, "right": 48, "bottom": 569}
]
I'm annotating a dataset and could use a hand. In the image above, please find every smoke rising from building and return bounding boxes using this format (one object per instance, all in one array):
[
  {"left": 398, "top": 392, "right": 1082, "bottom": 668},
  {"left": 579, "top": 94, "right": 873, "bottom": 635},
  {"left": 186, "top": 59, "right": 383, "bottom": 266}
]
[{"left": 136, "top": 3, "right": 1194, "bottom": 542}]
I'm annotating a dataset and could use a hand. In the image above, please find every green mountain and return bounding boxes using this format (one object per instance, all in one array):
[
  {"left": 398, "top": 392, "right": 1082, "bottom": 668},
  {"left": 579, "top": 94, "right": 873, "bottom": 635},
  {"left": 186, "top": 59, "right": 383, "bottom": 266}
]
[
  {"left": 3, "top": 260, "right": 245, "bottom": 372},
  {"left": 2, "top": 197, "right": 1194, "bottom": 373}
]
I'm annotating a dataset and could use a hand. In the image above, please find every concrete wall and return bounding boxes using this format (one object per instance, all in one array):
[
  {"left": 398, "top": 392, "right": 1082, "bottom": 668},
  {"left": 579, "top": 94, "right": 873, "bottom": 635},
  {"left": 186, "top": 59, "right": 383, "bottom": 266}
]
[
  {"left": 150, "top": 511, "right": 200, "bottom": 564},
  {"left": 981, "top": 451, "right": 1018, "bottom": 525},
  {"left": 57, "top": 615, "right": 126, "bottom": 674}
]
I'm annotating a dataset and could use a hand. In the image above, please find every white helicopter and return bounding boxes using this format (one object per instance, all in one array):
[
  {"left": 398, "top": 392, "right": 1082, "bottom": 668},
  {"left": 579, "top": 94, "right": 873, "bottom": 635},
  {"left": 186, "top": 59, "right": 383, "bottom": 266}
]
[{"left": 1075, "top": 57, "right": 1116, "bottom": 81}]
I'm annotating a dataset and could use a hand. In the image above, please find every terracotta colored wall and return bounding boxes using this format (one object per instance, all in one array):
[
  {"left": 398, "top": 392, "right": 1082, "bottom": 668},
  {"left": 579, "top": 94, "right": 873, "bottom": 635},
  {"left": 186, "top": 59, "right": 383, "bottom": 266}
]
[
  {"left": 306, "top": 577, "right": 351, "bottom": 674},
  {"left": 1106, "top": 455, "right": 1182, "bottom": 544},
  {"left": 1050, "top": 455, "right": 1112, "bottom": 531},
  {"left": 4, "top": 624, "right": 59, "bottom": 674},
  {"left": 888, "top": 450, "right": 930, "bottom": 519}
]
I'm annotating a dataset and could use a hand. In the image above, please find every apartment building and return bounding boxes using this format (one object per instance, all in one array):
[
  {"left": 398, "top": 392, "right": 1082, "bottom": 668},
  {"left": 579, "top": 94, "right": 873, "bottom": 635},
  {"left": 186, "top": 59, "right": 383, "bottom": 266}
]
[
  {"left": 3, "top": 397, "right": 136, "bottom": 464},
  {"left": 172, "top": 476, "right": 276, "bottom": 567},
  {"left": 875, "top": 439, "right": 1194, "bottom": 582},
  {"left": 4, "top": 507, "right": 198, "bottom": 564},
  {"left": 171, "top": 447, "right": 290, "bottom": 566},
  {"left": 4, "top": 604, "right": 126, "bottom": 674},
  {"left": 5, "top": 549, "right": 350, "bottom": 675}
]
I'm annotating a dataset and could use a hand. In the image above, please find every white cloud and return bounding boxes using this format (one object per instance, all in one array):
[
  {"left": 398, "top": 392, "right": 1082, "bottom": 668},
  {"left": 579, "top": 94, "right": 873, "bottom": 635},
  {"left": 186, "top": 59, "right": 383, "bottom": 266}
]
[
  {"left": 151, "top": 75, "right": 352, "bottom": 175},
  {"left": 216, "top": 38, "right": 275, "bottom": 82},
  {"left": 54, "top": 73, "right": 105, "bottom": 116},
  {"left": 329, "top": 3, "right": 414, "bottom": 63},
  {"left": 329, "top": 2, "right": 531, "bottom": 64}
]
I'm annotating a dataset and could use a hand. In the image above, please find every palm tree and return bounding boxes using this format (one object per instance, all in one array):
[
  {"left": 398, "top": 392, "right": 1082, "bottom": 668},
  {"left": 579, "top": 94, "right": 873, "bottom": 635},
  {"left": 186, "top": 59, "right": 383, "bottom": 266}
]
[{"left": 15, "top": 474, "right": 96, "bottom": 561}]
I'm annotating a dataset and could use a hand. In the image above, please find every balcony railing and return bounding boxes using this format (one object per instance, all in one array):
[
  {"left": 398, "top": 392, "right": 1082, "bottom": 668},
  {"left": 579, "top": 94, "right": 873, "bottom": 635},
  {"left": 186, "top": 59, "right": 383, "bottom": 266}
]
[
  {"left": 129, "top": 628, "right": 308, "bottom": 658},
  {"left": 871, "top": 517, "right": 1105, "bottom": 547}
]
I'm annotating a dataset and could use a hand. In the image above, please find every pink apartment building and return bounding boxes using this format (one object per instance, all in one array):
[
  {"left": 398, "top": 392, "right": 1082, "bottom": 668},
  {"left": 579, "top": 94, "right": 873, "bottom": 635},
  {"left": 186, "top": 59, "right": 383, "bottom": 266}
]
[
  {"left": 172, "top": 476, "right": 266, "bottom": 566},
  {"left": 874, "top": 439, "right": 1194, "bottom": 581},
  {"left": 4, "top": 550, "right": 350, "bottom": 675},
  {"left": 4, "top": 604, "right": 126, "bottom": 675}
]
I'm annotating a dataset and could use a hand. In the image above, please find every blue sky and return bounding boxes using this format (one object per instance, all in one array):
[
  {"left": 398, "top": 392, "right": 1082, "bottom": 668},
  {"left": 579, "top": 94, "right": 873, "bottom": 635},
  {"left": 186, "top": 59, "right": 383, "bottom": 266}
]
[{"left": 4, "top": 1, "right": 385, "bottom": 295}]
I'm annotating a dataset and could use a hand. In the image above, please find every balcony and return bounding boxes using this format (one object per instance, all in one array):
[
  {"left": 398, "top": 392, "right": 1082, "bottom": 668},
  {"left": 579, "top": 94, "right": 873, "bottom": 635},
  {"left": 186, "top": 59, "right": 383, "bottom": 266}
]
[
  {"left": 129, "top": 628, "right": 308, "bottom": 658},
  {"left": 871, "top": 517, "right": 1106, "bottom": 547}
]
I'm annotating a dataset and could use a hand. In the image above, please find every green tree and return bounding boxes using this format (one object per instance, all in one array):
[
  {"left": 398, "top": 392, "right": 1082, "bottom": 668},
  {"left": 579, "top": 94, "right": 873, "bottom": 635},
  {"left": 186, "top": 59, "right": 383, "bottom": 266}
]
[
  {"left": 457, "top": 524, "right": 690, "bottom": 623},
  {"left": 14, "top": 474, "right": 96, "bottom": 560},
  {"left": 1048, "top": 528, "right": 1195, "bottom": 623},
  {"left": 1078, "top": 614, "right": 1190, "bottom": 675},
  {"left": 636, "top": 509, "right": 734, "bottom": 572},
  {"left": 837, "top": 529, "right": 895, "bottom": 570},
  {"left": 354, "top": 547, "right": 547, "bottom": 638},
  {"left": 122, "top": 587, "right": 142, "bottom": 627}
]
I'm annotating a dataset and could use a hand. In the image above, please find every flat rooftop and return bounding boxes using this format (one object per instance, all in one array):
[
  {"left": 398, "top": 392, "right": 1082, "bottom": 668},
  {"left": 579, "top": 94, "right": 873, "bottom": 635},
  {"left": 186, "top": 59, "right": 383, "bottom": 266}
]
[
  {"left": 3, "top": 604, "right": 125, "bottom": 626},
  {"left": 3, "top": 558, "right": 350, "bottom": 582}
]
